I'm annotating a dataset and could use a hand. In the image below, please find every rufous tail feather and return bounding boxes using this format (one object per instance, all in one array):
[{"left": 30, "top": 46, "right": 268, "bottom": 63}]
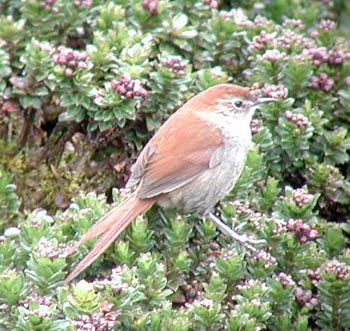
[{"left": 65, "top": 193, "right": 154, "bottom": 283}]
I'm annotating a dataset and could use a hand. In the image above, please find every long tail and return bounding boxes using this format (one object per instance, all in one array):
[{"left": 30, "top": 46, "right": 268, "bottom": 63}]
[{"left": 65, "top": 193, "right": 155, "bottom": 283}]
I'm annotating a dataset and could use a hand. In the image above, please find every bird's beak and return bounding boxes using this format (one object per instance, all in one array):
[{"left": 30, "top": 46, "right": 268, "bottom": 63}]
[{"left": 254, "top": 97, "right": 277, "bottom": 106}]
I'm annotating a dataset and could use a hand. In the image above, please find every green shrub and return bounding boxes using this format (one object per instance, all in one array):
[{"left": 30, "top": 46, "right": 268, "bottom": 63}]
[{"left": 1, "top": 0, "right": 350, "bottom": 330}]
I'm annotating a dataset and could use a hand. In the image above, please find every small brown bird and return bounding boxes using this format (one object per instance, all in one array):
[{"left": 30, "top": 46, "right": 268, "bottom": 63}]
[{"left": 65, "top": 84, "right": 275, "bottom": 282}]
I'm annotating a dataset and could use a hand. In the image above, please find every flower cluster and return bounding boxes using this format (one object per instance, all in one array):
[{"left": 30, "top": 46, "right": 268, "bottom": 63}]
[
  {"left": 250, "top": 22, "right": 349, "bottom": 73},
  {"left": 219, "top": 9, "right": 251, "bottom": 26},
  {"left": 161, "top": 55, "right": 187, "bottom": 76},
  {"left": 34, "top": 237, "right": 67, "bottom": 259},
  {"left": 40, "top": 0, "right": 59, "bottom": 13},
  {"left": 94, "top": 266, "right": 130, "bottom": 294},
  {"left": 327, "top": 49, "right": 347, "bottom": 66},
  {"left": 72, "top": 302, "right": 120, "bottom": 331},
  {"left": 271, "top": 218, "right": 287, "bottom": 236},
  {"left": 261, "top": 83, "right": 288, "bottom": 99},
  {"left": 203, "top": 0, "right": 218, "bottom": 8},
  {"left": 111, "top": 74, "right": 148, "bottom": 99},
  {"left": 191, "top": 298, "right": 214, "bottom": 309},
  {"left": 324, "top": 260, "right": 349, "bottom": 279},
  {"left": 284, "top": 111, "right": 309, "bottom": 129},
  {"left": 302, "top": 47, "right": 349, "bottom": 67},
  {"left": 53, "top": 46, "right": 89, "bottom": 77},
  {"left": 73, "top": 0, "right": 92, "bottom": 8},
  {"left": 141, "top": 0, "right": 158, "bottom": 15},
  {"left": 302, "top": 47, "right": 328, "bottom": 67},
  {"left": 286, "top": 218, "right": 318, "bottom": 243},
  {"left": 260, "top": 49, "right": 287, "bottom": 62},
  {"left": 249, "top": 211, "right": 263, "bottom": 227},
  {"left": 0, "top": 100, "right": 21, "bottom": 113},
  {"left": 26, "top": 210, "right": 54, "bottom": 227},
  {"left": 230, "top": 201, "right": 264, "bottom": 228},
  {"left": 222, "top": 249, "right": 239, "bottom": 260},
  {"left": 307, "top": 268, "right": 321, "bottom": 286},
  {"left": 253, "top": 249, "right": 277, "bottom": 268},
  {"left": 252, "top": 28, "right": 308, "bottom": 52},
  {"left": 249, "top": 31, "right": 277, "bottom": 50},
  {"left": 282, "top": 18, "right": 304, "bottom": 30},
  {"left": 289, "top": 188, "right": 313, "bottom": 207},
  {"left": 310, "top": 73, "right": 334, "bottom": 92},
  {"left": 275, "top": 29, "right": 306, "bottom": 50},
  {"left": 253, "top": 15, "right": 274, "bottom": 28},
  {"left": 19, "top": 295, "right": 52, "bottom": 319},
  {"left": 250, "top": 119, "right": 261, "bottom": 134},
  {"left": 237, "top": 279, "right": 268, "bottom": 292},
  {"left": 33, "top": 40, "right": 54, "bottom": 54},
  {"left": 276, "top": 272, "right": 296, "bottom": 287},
  {"left": 318, "top": 19, "right": 336, "bottom": 31},
  {"left": 181, "top": 282, "right": 199, "bottom": 304},
  {"left": 231, "top": 201, "right": 251, "bottom": 216},
  {"left": 294, "top": 286, "right": 318, "bottom": 309}
]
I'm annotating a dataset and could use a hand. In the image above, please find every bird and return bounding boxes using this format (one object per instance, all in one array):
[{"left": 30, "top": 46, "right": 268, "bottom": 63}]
[{"left": 65, "top": 83, "right": 275, "bottom": 283}]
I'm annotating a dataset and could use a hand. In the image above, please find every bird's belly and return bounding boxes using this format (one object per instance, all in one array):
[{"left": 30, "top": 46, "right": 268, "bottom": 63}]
[{"left": 157, "top": 141, "right": 250, "bottom": 216}]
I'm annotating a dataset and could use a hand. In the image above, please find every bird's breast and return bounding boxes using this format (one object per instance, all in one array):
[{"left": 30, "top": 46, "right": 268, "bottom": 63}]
[{"left": 157, "top": 112, "right": 253, "bottom": 216}]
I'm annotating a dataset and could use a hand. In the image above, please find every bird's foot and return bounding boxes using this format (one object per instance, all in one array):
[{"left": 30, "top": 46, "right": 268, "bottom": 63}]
[{"left": 208, "top": 212, "right": 265, "bottom": 252}]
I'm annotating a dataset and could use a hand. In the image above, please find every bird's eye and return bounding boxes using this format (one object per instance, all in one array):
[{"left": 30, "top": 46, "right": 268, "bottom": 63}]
[{"left": 233, "top": 100, "right": 244, "bottom": 109}]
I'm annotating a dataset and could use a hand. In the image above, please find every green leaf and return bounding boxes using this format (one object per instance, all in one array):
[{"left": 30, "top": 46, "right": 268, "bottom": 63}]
[
  {"left": 60, "top": 95, "right": 75, "bottom": 107},
  {"left": 19, "top": 95, "right": 42, "bottom": 109},
  {"left": 172, "top": 13, "right": 188, "bottom": 30},
  {"left": 321, "top": 227, "right": 346, "bottom": 257},
  {"left": 32, "top": 85, "right": 49, "bottom": 96}
]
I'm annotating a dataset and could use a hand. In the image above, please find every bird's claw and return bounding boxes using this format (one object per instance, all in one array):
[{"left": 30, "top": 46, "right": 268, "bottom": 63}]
[{"left": 208, "top": 212, "right": 265, "bottom": 252}]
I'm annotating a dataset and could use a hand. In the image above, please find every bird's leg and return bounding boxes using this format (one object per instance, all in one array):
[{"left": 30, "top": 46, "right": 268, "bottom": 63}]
[{"left": 208, "top": 213, "right": 265, "bottom": 252}]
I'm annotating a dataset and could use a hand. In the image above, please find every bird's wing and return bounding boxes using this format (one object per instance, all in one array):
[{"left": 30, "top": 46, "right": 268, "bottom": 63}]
[{"left": 126, "top": 109, "right": 225, "bottom": 198}]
